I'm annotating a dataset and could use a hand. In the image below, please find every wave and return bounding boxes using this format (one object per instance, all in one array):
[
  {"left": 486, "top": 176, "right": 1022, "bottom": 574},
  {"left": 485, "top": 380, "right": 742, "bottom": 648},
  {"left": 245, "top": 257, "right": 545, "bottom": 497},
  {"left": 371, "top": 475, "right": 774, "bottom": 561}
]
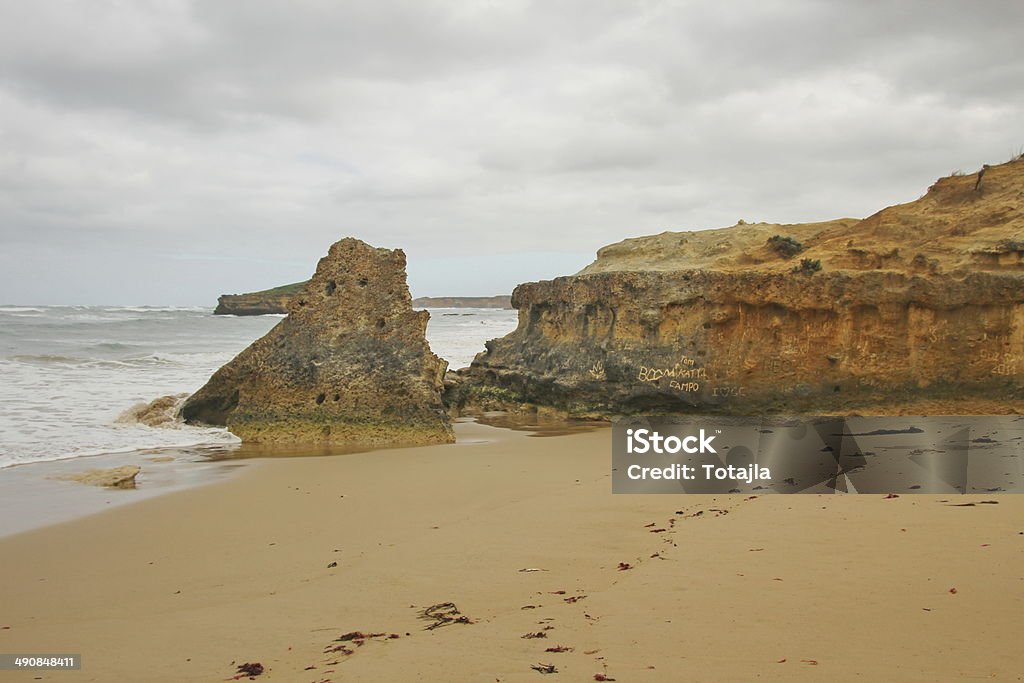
[
  {"left": 1, "top": 305, "right": 209, "bottom": 313},
  {"left": 115, "top": 394, "right": 190, "bottom": 428},
  {"left": 0, "top": 311, "right": 46, "bottom": 318},
  {"left": 90, "top": 341, "right": 138, "bottom": 350},
  {"left": 1, "top": 395, "right": 236, "bottom": 470},
  {"left": 215, "top": 313, "right": 287, "bottom": 318},
  {"left": 0, "top": 307, "right": 212, "bottom": 325},
  {"left": 130, "top": 351, "right": 230, "bottom": 365},
  {"left": 100, "top": 306, "right": 211, "bottom": 313},
  {"left": 9, "top": 354, "right": 83, "bottom": 364},
  {"left": 0, "top": 427, "right": 240, "bottom": 470},
  {"left": 7, "top": 355, "right": 150, "bottom": 370},
  {"left": 7, "top": 351, "right": 231, "bottom": 370}
]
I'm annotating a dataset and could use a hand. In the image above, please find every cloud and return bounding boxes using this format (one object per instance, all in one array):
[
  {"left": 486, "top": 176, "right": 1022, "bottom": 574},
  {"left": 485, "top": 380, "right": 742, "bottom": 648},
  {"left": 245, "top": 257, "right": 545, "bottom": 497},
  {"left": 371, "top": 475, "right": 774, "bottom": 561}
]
[{"left": 0, "top": 0, "right": 1021, "bottom": 304}]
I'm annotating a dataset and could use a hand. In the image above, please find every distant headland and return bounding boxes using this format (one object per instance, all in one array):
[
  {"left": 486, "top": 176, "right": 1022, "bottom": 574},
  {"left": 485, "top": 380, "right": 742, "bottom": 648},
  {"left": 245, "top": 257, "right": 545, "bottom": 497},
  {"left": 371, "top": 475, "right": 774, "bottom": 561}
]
[{"left": 214, "top": 285, "right": 511, "bottom": 315}]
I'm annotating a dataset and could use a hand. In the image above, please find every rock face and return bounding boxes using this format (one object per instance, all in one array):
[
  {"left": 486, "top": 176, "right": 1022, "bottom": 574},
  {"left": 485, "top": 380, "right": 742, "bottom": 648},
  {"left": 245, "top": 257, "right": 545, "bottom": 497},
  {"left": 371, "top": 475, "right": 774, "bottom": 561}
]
[
  {"left": 214, "top": 282, "right": 305, "bottom": 315},
  {"left": 457, "top": 160, "right": 1024, "bottom": 416},
  {"left": 183, "top": 238, "right": 453, "bottom": 446}
]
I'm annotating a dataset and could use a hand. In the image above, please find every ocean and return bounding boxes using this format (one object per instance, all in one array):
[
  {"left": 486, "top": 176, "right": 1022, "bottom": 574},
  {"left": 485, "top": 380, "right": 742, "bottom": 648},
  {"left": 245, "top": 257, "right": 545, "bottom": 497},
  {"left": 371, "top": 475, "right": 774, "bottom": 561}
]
[{"left": 0, "top": 305, "right": 519, "bottom": 470}]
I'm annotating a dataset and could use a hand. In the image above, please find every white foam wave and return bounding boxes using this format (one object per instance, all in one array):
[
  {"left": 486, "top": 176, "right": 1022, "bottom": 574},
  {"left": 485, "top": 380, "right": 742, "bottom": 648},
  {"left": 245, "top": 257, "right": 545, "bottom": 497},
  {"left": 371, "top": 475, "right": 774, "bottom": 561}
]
[
  {"left": 101, "top": 306, "right": 211, "bottom": 313},
  {"left": 0, "top": 425, "right": 240, "bottom": 469}
]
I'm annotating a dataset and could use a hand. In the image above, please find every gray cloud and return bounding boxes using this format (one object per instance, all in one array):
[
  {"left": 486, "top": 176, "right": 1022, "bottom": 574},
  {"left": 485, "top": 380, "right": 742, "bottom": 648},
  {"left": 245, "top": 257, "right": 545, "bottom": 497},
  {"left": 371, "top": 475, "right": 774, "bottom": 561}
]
[{"left": 0, "top": 0, "right": 1021, "bottom": 304}]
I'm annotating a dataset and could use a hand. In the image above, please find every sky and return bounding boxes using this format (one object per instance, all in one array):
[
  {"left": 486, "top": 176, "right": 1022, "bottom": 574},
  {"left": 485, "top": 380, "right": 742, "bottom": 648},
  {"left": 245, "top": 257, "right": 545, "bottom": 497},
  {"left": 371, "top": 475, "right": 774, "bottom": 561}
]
[{"left": 1, "top": 0, "right": 1022, "bottom": 305}]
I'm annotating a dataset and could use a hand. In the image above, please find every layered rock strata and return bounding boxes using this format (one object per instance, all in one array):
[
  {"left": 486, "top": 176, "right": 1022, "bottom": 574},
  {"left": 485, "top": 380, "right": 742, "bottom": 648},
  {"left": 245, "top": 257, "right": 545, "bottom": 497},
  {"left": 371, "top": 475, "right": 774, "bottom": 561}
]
[
  {"left": 213, "top": 282, "right": 305, "bottom": 315},
  {"left": 457, "top": 160, "right": 1024, "bottom": 416}
]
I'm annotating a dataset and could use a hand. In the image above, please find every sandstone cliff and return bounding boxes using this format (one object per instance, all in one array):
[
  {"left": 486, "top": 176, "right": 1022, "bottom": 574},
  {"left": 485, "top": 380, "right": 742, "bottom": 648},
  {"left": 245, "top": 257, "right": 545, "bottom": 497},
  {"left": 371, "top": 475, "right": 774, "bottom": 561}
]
[
  {"left": 213, "top": 282, "right": 305, "bottom": 315},
  {"left": 456, "top": 159, "right": 1024, "bottom": 416},
  {"left": 183, "top": 238, "right": 453, "bottom": 446}
]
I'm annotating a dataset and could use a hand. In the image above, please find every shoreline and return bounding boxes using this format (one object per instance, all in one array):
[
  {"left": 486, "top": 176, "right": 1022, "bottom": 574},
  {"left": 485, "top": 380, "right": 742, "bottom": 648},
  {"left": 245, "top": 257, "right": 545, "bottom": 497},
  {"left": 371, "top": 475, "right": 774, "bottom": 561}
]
[
  {"left": 1, "top": 420, "right": 1022, "bottom": 681},
  {"left": 0, "top": 414, "right": 602, "bottom": 540},
  {"left": 0, "top": 442, "right": 255, "bottom": 539}
]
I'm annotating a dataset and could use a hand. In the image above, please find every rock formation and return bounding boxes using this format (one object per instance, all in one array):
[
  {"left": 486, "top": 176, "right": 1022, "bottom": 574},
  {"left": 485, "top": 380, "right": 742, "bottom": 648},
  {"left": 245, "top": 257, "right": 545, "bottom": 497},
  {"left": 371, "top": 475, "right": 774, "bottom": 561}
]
[
  {"left": 116, "top": 394, "right": 189, "bottom": 427},
  {"left": 183, "top": 238, "right": 454, "bottom": 446},
  {"left": 214, "top": 282, "right": 305, "bottom": 315},
  {"left": 59, "top": 466, "right": 141, "bottom": 489},
  {"left": 455, "top": 159, "right": 1024, "bottom": 416}
]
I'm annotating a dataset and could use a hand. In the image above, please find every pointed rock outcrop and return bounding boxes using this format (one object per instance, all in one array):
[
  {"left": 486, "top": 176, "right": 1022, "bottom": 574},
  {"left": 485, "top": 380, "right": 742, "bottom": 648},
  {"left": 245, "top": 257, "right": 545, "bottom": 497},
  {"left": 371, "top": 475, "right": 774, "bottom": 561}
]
[{"left": 183, "top": 238, "right": 453, "bottom": 447}]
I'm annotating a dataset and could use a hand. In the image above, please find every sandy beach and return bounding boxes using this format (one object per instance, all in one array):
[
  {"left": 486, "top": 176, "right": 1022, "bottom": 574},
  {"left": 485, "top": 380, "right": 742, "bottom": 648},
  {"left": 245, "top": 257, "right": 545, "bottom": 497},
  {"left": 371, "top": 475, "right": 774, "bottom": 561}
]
[
  {"left": 1, "top": 419, "right": 1021, "bottom": 682},
  {"left": 4, "top": 2, "right": 1024, "bottom": 682}
]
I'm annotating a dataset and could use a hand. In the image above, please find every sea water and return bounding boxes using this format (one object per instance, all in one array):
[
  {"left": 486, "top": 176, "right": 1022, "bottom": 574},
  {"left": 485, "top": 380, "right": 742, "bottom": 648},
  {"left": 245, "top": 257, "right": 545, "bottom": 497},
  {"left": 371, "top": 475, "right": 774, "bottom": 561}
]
[{"left": 0, "top": 306, "right": 518, "bottom": 469}]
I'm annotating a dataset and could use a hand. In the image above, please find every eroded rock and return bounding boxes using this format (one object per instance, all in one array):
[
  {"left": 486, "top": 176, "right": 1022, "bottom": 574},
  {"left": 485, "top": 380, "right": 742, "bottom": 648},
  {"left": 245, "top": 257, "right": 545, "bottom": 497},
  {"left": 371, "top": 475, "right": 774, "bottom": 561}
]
[
  {"left": 59, "top": 466, "right": 141, "bottom": 489},
  {"left": 456, "top": 160, "right": 1024, "bottom": 416},
  {"left": 183, "top": 238, "right": 453, "bottom": 446},
  {"left": 116, "top": 394, "right": 188, "bottom": 427}
]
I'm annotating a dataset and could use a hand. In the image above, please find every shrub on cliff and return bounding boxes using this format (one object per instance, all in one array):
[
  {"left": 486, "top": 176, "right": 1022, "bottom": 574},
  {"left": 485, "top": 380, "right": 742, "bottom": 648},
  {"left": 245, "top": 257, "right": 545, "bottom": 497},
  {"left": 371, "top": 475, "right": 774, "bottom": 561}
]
[
  {"left": 767, "top": 235, "right": 804, "bottom": 258},
  {"left": 792, "top": 258, "right": 822, "bottom": 274}
]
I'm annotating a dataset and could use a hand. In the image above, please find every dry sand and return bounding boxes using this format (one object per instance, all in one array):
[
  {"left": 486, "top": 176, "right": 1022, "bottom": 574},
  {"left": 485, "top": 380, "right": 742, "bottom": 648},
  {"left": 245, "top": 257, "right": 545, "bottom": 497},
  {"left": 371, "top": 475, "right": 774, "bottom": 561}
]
[{"left": 0, "top": 420, "right": 1022, "bottom": 682}]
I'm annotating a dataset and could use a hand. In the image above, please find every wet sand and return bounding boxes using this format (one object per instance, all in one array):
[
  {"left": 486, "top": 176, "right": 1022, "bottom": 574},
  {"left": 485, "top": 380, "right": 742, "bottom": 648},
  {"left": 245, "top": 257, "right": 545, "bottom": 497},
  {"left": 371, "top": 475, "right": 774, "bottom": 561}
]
[
  {"left": 0, "top": 420, "right": 1022, "bottom": 681},
  {"left": 0, "top": 446, "right": 251, "bottom": 538}
]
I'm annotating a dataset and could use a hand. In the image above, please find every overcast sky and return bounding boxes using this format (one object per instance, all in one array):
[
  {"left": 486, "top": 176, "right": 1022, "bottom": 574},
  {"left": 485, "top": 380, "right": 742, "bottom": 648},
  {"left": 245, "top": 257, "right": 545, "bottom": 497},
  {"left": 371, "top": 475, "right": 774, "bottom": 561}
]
[{"left": 1, "top": 0, "right": 1021, "bottom": 305}]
